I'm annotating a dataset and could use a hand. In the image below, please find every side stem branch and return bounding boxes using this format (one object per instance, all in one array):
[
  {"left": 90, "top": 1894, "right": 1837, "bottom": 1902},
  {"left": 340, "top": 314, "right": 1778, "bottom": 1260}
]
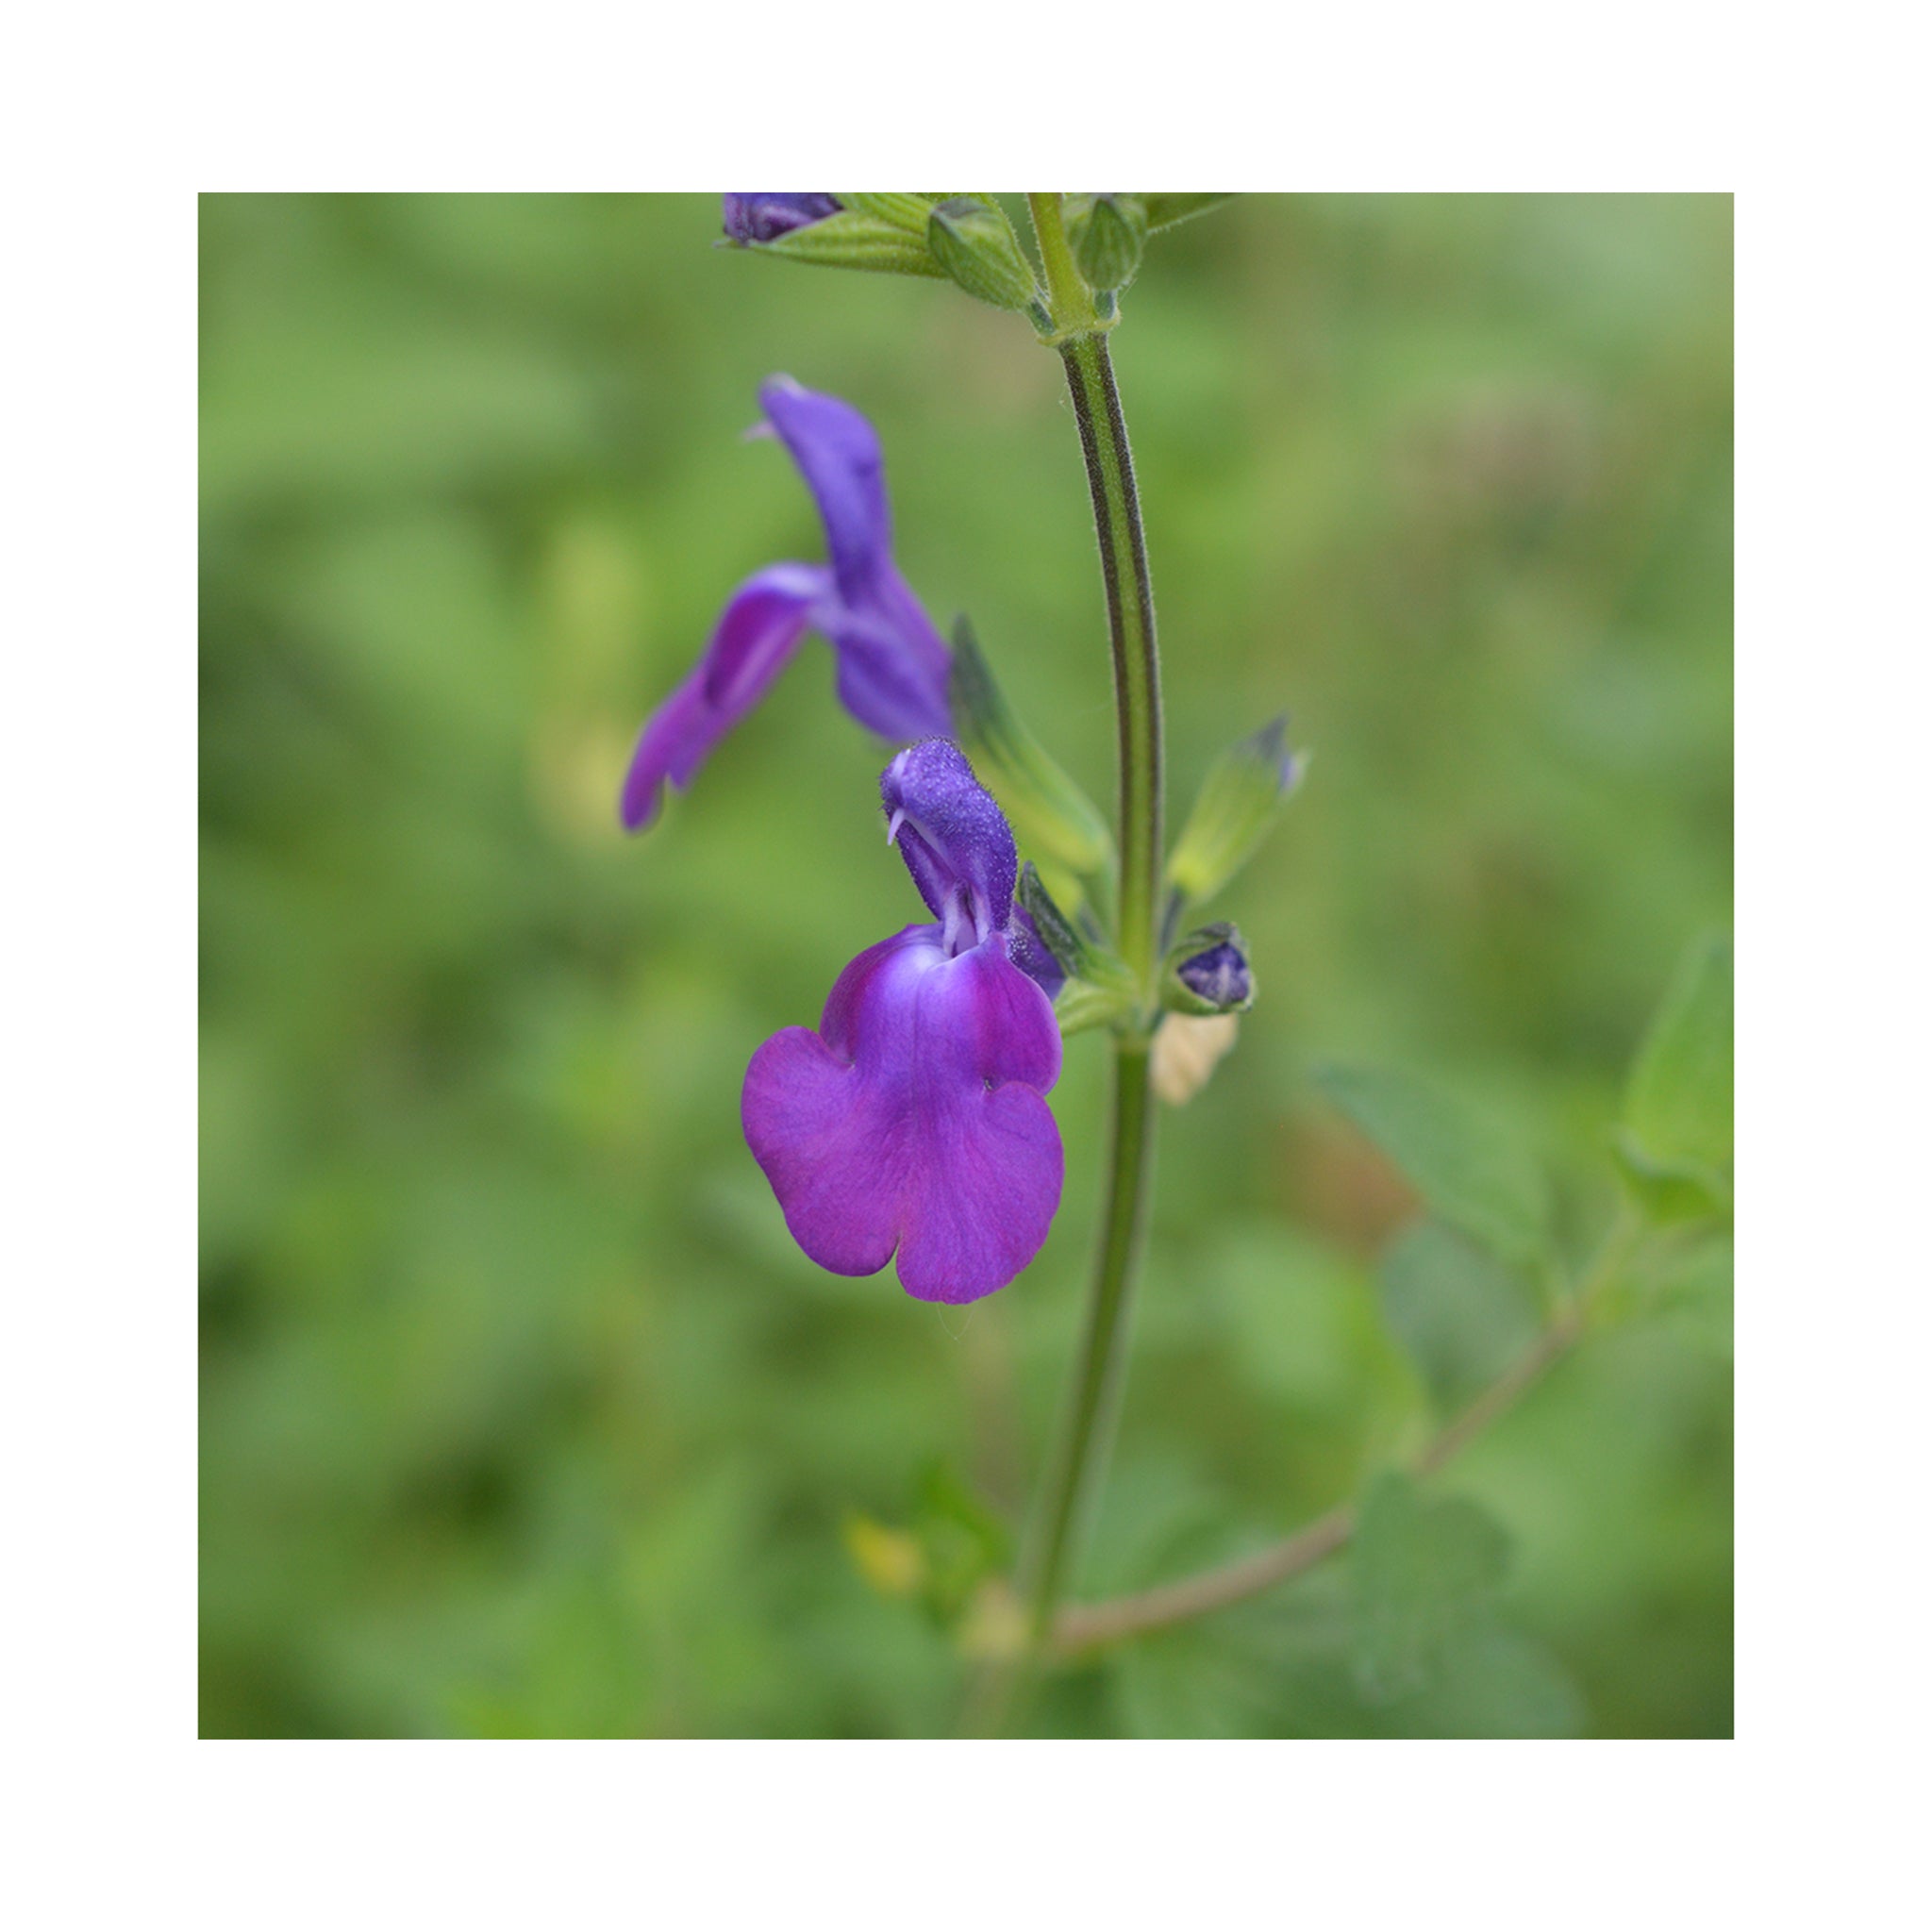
[{"left": 1051, "top": 1214, "right": 1645, "bottom": 1655}]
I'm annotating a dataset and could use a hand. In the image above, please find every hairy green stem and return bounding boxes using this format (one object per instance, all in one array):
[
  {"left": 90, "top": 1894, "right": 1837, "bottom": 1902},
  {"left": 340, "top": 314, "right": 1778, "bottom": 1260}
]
[
  {"left": 1058, "top": 330, "right": 1164, "bottom": 985},
  {"left": 1006, "top": 198, "right": 1168, "bottom": 1695}
]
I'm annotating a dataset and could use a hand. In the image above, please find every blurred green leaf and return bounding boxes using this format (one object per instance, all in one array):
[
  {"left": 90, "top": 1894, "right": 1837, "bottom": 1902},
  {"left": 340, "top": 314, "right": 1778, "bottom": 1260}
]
[
  {"left": 1379, "top": 1218, "right": 1541, "bottom": 1411},
  {"left": 1351, "top": 1471, "right": 1512, "bottom": 1702},
  {"left": 1315, "top": 1062, "right": 1551, "bottom": 1267},
  {"left": 909, "top": 1460, "right": 1010, "bottom": 1624},
  {"left": 1617, "top": 931, "right": 1733, "bottom": 1222},
  {"left": 1392, "top": 1622, "right": 1588, "bottom": 1738},
  {"left": 1652, "top": 1231, "right": 1734, "bottom": 1358}
]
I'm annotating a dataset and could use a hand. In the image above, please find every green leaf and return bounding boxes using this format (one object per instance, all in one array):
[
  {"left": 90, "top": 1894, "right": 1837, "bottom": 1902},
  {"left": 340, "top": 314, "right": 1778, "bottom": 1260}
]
[
  {"left": 1351, "top": 1471, "right": 1512, "bottom": 1702},
  {"left": 1393, "top": 1622, "right": 1588, "bottom": 1738},
  {"left": 908, "top": 1459, "right": 1009, "bottom": 1624},
  {"left": 1378, "top": 1219, "right": 1541, "bottom": 1411},
  {"left": 1619, "top": 931, "right": 1732, "bottom": 1222},
  {"left": 1314, "top": 1061, "right": 1552, "bottom": 1268}
]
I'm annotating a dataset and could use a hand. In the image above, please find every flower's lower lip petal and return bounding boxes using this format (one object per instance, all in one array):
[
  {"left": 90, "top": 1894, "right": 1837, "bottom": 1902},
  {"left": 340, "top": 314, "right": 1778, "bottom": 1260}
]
[
  {"left": 618, "top": 562, "right": 826, "bottom": 830},
  {"left": 741, "top": 1027, "right": 906, "bottom": 1277},
  {"left": 744, "top": 934, "right": 1064, "bottom": 1301},
  {"left": 895, "top": 1084, "right": 1063, "bottom": 1303}
]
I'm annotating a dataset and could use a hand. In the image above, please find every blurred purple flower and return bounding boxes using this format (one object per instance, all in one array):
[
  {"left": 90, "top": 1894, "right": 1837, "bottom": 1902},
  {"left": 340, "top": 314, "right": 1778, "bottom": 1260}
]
[
  {"left": 722, "top": 194, "right": 842, "bottom": 244},
  {"left": 742, "top": 742, "right": 1063, "bottom": 1304},
  {"left": 621, "top": 377, "right": 953, "bottom": 831}
]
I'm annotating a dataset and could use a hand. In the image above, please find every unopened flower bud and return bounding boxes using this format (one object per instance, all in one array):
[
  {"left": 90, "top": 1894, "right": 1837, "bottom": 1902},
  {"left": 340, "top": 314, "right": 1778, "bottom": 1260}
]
[
  {"left": 723, "top": 193, "right": 842, "bottom": 243},
  {"left": 1066, "top": 194, "right": 1149, "bottom": 293},
  {"left": 1162, "top": 922, "right": 1256, "bottom": 1015},
  {"left": 724, "top": 194, "right": 944, "bottom": 280},
  {"left": 926, "top": 197, "right": 1041, "bottom": 312}
]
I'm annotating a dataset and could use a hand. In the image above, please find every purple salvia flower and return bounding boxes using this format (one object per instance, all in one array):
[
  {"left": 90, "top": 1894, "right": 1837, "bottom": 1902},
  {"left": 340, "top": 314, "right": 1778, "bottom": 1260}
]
[
  {"left": 741, "top": 742, "right": 1064, "bottom": 1304},
  {"left": 722, "top": 194, "right": 842, "bottom": 243},
  {"left": 621, "top": 377, "right": 953, "bottom": 831}
]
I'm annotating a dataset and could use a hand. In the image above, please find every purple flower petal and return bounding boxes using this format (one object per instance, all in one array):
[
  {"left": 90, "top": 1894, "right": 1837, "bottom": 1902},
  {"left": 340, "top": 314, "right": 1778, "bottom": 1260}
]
[
  {"left": 758, "top": 376, "right": 897, "bottom": 603},
  {"left": 619, "top": 561, "right": 828, "bottom": 829},
  {"left": 821, "top": 594, "right": 953, "bottom": 742},
  {"left": 881, "top": 741, "right": 1018, "bottom": 946},
  {"left": 619, "top": 381, "right": 953, "bottom": 832},
  {"left": 741, "top": 925, "right": 1063, "bottom": 1303},
  {"left": 723, "top": 194, "right": 841, "bottom": 243},
  {"left": 1007, "top": 904, "right": 1067, "bottom": 1001}
]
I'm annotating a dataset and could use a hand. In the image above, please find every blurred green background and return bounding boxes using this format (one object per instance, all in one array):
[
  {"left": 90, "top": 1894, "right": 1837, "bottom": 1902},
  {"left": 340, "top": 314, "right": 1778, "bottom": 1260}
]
[{"left": 200, "top": 193, "right": 1732, "bottom": 1738}]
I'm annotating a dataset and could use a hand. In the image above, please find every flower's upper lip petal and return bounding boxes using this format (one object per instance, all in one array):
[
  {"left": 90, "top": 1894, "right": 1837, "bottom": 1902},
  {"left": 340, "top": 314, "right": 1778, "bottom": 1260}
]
[
  {"left": 619, "top": 561, "right": 827, "bottom": 830},
  {"left": 879, "top": 740, "right": 1018, "bottom": 936},
  {"left": 741, "top": 929, "right": 1062, "bottom": 1303},
  {"left": 758, "top": 377, "right": 892, "bottom": 606}
]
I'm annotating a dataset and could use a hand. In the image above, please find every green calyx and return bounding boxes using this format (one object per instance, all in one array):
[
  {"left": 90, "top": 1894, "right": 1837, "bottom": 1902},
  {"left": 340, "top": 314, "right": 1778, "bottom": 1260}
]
[
  {"left": 950, "top": 617, "right": 1113, "bottom": 894},
  {"left": 1017, "top": 863, "right": 1139, "bottom": 1037},
  {"left": 1166, "top": 716, "right": 1303, "bottom": 906},
  {"left": 743, "top": 203, "right": 946, "bottom": 279}
]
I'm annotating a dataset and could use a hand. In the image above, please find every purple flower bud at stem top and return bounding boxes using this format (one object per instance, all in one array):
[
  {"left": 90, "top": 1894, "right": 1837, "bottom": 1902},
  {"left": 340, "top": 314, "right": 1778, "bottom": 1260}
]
[{"left": 723, "top": 194, "right": 842, "bottom": 243}]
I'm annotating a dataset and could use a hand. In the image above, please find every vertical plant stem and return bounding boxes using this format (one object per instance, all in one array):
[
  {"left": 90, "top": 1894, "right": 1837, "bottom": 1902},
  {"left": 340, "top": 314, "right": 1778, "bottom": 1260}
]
[
  {"left": 1020, "top": 1038, "right": 1154, "bottom": 1646},
  {"left": 1007, "top": 196, "right": 1168, "bottom": 1692}
]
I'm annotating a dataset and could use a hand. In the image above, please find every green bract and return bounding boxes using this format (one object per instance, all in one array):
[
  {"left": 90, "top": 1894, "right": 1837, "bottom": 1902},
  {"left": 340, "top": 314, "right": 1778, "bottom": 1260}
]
[
  {"left": 949, "top": 617, "right": 1113, "bottom": 892},
  {"left": 1166, "top": 716, "right": 1302, "bottom": 905}
]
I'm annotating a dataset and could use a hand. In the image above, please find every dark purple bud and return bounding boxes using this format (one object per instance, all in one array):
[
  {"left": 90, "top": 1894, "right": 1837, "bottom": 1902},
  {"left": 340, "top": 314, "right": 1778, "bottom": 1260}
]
[
  {"left": 723, "top": 194, "right": 843, "bottom": 244},
  {"left": 1164, "top": 922, "right": 1255, "bottom": 1015},
  {"left": 1177, "top": 941, "right": 1252, "bottom": 1009}
]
